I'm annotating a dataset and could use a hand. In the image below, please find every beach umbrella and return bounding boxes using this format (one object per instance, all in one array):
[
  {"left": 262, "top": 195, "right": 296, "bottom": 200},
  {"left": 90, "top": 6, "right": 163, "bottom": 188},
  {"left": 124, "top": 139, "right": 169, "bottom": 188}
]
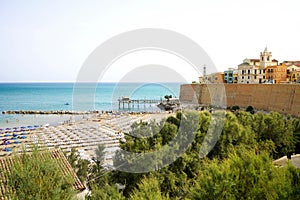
[
  {"left": 27, "top": 126, "right": 33, "bottom": 128},
  {"left": 0, "top": 128, "right": 3, "bottom": 131},
  {"left": 4, "top": 134, "right": 11, "bottom": 137},
  {"left": 5, "top": 128, "right": 12, "bottom": 132},
  {"left": 12, "top": 137, "right": 18, "bottom": 140},
  {"left": 34, "top": 125, "right": 40, "bottom": 128},
  {"left": 21, "top": 132, "right": 27, "bottom": 135},
  {"left": 20, "top": 135, "right": 27, "bottom": 139},
  {"left": 13, "top": 133, "right": 18, "bottom": 137},
  {"left": 4, "top": 147, "right": 12, "bottom": 152},
  {"left": 2, "top": 140, "right": 10, "bottom": 145},
  {"left": 21, "top": 126, "right": 26, "bottom": 129},
  {"left": 14, "top": 141, "right": 21, "bottom": 144}
]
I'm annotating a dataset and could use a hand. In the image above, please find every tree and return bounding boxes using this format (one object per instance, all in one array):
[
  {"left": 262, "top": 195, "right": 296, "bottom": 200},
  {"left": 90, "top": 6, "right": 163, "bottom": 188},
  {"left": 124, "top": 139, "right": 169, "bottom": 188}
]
[
  {"left": 86, "top": 184, "right": 125, "bottom": 200},
  {"left": 88, "top": 144, "right": 106, "bottom": 188},
  {"left": 164, "top": 95, "right": 172, "bottom": 102},
  {"left": 188, "top": 149, "right": 294, "bottom": 199},
  {"left": 6, "top": 149, "right": 75, "bottom": 200},
  {"left": 245, "top": 105, "right": 254, "bottom": 114},
  {"left": 231, "top": 105, "right": 240, "bottom": 111},
  {"left": 130, "top": 176, "right": 170, "bottom": 200},
  {"left": 65, "top": 148, "right": 89, "bottom": 183},
  {"left": 66, "top": 148, "right": 79, "bottom": 169}
]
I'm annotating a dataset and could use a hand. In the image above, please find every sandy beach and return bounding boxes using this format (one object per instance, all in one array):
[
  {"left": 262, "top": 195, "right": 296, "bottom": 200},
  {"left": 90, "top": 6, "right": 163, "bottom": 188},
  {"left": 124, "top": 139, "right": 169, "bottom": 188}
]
[{"left": 0, "top": 112, "right": 171, "bottom": 166}]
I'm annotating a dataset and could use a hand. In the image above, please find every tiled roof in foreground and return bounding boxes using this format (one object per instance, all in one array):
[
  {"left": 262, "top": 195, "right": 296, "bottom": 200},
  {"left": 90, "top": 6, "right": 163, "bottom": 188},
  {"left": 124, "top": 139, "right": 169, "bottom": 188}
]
[{"left": 0, "top": 149, "right": 85, "bottom": 200}]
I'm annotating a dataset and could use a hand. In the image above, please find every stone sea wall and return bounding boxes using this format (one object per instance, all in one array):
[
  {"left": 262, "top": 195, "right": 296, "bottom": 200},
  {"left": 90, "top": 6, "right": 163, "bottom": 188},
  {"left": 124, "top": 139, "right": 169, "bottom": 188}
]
[{"left": 180, "top": 84, "right": 300, "bottom": 116}]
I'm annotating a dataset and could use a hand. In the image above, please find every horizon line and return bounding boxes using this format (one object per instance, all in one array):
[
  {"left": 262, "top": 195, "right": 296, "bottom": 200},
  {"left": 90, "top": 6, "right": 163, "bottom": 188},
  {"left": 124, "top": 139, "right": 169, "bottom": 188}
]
[{"left": 0, "top": 81, "right": 185, "bottom": 84}]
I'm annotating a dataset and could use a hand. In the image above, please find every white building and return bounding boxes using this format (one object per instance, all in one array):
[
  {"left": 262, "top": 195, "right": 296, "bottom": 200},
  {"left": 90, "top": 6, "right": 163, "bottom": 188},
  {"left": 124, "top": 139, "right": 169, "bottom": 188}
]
[{"left": 238, "top": 47, "right": 278, "bottom": 84}]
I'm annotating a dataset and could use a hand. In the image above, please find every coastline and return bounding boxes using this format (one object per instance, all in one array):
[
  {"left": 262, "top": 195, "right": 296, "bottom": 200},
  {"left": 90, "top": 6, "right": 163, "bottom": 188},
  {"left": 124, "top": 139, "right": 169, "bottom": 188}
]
[{"left": 0, "top": 111, "right": 171, "bottom": 166}]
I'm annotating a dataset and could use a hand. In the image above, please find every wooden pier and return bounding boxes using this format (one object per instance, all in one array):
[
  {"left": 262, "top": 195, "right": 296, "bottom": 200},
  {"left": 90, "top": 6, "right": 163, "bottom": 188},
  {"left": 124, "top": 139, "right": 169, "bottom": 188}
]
[{"left": 118, "top": 97, "right": 163, "bottom": 109}]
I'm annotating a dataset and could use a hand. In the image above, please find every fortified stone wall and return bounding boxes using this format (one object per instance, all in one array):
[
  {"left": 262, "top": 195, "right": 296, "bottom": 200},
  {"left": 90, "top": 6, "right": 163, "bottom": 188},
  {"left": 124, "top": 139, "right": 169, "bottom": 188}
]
[{"left": 180, "top": 84, "right": 300, "bottom": 116}]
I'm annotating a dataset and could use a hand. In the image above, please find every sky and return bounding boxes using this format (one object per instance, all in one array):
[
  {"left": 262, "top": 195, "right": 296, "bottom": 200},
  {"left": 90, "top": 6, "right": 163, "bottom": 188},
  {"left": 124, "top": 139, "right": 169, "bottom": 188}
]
[{"left": 0, "top": 0, "right": 299, "bottom": 82}]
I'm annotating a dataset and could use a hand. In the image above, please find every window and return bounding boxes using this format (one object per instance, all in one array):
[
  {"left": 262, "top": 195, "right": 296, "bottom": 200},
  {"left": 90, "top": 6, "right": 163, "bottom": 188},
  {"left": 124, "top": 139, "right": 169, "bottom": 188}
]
[
  {"left": 254, "top": 69, "right": 257, "bottom": 74},
  {"left": 248, "top": 76, "right": 250, "bottom": 79},
  {"left": 254, "top": 76, "right": 257, "bottom": 79},
  {"left": 248, "top": 70, "right": 250, "bottom": 74},
  {"left": 267, "top": 56, "right": 270, "bottom": 61},
  {"left": 242, "top": 76, "right": 244, "bottom": 79},
  {"left": 242, "top": 70, "right": 244, "bottom": 74}
]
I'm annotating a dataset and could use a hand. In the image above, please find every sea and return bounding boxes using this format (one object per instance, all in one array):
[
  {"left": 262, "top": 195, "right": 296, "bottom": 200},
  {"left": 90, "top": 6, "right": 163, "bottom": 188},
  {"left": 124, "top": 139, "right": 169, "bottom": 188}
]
[{"left": 0, "top": 82, "right": 181, "bottom": 128}]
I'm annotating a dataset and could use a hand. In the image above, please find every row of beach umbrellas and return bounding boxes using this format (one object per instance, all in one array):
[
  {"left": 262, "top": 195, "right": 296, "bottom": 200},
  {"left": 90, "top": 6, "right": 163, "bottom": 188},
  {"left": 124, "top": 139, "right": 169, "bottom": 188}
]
[{"left": 0, "top": 125, "right": 40, "bottom": 133}]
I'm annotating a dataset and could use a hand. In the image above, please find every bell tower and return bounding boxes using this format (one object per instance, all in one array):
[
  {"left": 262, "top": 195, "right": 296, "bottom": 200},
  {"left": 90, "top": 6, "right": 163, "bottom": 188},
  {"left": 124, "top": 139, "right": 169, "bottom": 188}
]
[{"left": 260, "top": 46, "right": 272, "bottom": 68}]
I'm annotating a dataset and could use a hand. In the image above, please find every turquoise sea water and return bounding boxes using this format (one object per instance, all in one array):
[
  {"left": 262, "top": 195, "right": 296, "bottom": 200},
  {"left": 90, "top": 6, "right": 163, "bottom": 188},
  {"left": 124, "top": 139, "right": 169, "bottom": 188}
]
[{"left": 0, "top": 82, "right": 181, "bottom": 128}]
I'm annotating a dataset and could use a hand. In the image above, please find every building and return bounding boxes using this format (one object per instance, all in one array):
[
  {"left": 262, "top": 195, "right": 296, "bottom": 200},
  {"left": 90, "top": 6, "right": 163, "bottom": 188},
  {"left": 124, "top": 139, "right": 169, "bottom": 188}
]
[
  {"left": 265, "top": 64, "right": 287, "bottom": 84},
  {"left": 282, "top": 60, "right": 300, "bottom": 66},
  {"left": 198, "top": 76, "right": 204, "bottom": 84},
  {"left": 287, "top": 65, "right": 300, "bottom": 83},
  {"left": 238, "top": 62, "right": 266, "bottom": 84},
  {"left": 290, "top": 69, "right": 300, "bottom": 84},
  {"left": 233, "top": 70, "right": 238, "bottom": 83},
  {"left": 259, "top": 47, "right": 278, "bottom": 67},
  {"left": 290, "top": 70, "right": 300, "bottom": 83},
  {"left": 224, "top": 68, "right": 238, "bottom": 83},
  {"left": 238, "top": 47, "right": 278, "bottom": 84},
  {"left": 205, "top": 72, "right": 224, "bottom": 83}
]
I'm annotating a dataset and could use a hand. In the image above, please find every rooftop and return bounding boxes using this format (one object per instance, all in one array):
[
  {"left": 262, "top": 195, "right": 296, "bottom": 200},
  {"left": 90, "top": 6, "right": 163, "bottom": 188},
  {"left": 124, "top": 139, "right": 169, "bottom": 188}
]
[{"left": 0, "top": 149, "right": 85, "bottom": 199}]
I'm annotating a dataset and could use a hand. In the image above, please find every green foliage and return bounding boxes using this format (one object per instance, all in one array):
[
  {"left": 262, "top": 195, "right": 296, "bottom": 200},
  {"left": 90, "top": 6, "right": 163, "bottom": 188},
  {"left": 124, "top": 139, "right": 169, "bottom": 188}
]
[
  {"left": 176, "top": 111, "right": 182, "bottom": 120},
  {"left": 166, "top": 116, "right": 180, "bottom": 128},
  {"left": 245, "top": 105, "right": 255, "bottom": 114},
  {"left": 130, "top": 176, "right": 169, "bottom": 200},
  {"left": 209, "top": 112, "right": 256, "bottom": 159},
  {"left": 77, "top": 159, "right": 89, "bottom": 183},
  {"left": 62, "top": 110, "right": 300, "bottom": 199},
  {"left": 65, "top": 148, "right": 89, "bottom": 183},
  {"left": 231, "top": 105, "right": 240, "bottom": 111},
  {"left": 6, "top": 149, "right": 75, "bottom": 200},
  {"left": 188, "top": 149, "right": 294, "bottom": 200},
  {"left": 86, "top": 184, "right": 125, "bottom": 200},
  {"left": 111, "top": 110, "right": 299, "bottom": 199},
  {"left": 88, "top": 144, "right": 107, "bottom": 188}
]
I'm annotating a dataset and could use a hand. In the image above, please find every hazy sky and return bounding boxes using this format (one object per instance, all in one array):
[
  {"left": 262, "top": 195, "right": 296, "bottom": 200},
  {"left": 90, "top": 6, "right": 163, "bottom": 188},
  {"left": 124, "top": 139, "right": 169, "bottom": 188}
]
[{"left": 1, "top": 0, "right": 299, "bottom": 82}]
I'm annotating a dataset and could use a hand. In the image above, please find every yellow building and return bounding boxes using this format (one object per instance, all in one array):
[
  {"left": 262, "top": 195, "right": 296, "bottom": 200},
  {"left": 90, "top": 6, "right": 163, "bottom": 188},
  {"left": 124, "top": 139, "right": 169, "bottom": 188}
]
[
  {"left": 287, "top": 65, "right": 300, "bottom": 83},
  {"left": 290, "top": 69, "right": 300, "bottom": 83},
  {"left": 233, "top": 70, "right": 238, "bottom": 83}
]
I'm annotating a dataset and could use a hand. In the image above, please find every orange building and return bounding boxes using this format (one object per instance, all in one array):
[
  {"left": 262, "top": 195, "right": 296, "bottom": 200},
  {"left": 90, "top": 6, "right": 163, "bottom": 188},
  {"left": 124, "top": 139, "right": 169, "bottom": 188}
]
[
  {"left": 265, "top": 64, "right": 287, "bottom": 83},
  {"left": 205, "top": 72, "right": 225, "bottom": 83}
]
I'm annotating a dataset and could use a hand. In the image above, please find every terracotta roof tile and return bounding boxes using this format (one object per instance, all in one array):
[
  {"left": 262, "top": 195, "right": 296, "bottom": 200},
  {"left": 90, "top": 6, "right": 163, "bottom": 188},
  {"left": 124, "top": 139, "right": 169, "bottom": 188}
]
[{"left": 0, "top": 149, "right": 85, "bottom": 199}]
